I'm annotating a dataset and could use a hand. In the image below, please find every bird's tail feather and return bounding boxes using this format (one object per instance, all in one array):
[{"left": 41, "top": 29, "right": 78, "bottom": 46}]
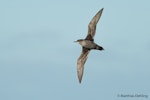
[{"left": 95, "top": 45, "right": 104, "bottom": 50}]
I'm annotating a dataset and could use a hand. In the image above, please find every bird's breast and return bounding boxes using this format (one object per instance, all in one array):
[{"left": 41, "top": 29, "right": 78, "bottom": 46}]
[{"left": 79, "top": 40, "right": 96, "bottom": 49}]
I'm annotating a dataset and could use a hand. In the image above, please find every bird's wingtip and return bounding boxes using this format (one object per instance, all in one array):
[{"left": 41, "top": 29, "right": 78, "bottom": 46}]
[
  {"left": 78, "top": 72, "right": 83, "bottom": 84},
  {"left": 79, "top": 79, "right": 82, "bottom": 84}
]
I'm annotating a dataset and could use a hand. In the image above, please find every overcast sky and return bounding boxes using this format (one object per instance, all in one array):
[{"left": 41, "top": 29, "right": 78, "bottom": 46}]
[{"left": 0, "top": 0, "right": 150, "bottom": 100}]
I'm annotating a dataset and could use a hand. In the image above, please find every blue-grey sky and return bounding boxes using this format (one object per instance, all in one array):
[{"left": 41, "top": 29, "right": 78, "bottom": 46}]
[{"left": 0, "top": 0, "right": 150, "bottom": 100}]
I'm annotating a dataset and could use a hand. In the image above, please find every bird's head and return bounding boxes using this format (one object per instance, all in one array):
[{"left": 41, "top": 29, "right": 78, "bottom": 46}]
[{"left": 74, "top": 39, "right": 84, "bottom": 43}]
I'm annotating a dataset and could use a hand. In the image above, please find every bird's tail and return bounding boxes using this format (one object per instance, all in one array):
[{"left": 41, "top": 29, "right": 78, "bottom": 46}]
[{"left": 95, "top": 45, "right": 104, "bottom": 50}]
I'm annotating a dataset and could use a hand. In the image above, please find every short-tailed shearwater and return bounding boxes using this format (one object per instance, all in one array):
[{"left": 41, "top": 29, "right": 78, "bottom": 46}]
[{"left": 75, "top": 8, "right": 104, "bottom": 83}]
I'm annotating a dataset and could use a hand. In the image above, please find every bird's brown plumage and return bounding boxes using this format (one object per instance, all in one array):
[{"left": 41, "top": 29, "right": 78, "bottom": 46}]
[
  {"left": 85, "top": 8, "right": 104, "bottom": 41},
  {"left": 77, "top": 48, "right": 90, "bottom": 83},
  {"left": 77, "top": 8, "right": 104, "bottom": 83}
]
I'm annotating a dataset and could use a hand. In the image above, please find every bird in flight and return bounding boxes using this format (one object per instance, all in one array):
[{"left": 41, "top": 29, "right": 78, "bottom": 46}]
[{"left": 75, "top": 8, "right": 104, "bottom": 83}]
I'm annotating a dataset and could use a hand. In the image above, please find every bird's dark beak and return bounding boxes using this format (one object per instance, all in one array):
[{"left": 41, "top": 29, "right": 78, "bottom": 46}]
[{"left": 74, "top": 41, "right": 77, "bottom": 43}]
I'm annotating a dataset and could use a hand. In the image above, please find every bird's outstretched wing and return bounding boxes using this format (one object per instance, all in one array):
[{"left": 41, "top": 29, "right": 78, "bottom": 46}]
[
  {"left": 85, "top": 8, "right": 104, "bottom": 41},
  {"left": 77, "top": 47, "right": 90, "bottom": 83}
]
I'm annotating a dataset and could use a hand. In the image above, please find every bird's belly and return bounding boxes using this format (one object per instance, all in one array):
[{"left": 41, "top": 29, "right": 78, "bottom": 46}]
[{"left": 80, "top": 41, "right": 96, "bottom": 49}]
